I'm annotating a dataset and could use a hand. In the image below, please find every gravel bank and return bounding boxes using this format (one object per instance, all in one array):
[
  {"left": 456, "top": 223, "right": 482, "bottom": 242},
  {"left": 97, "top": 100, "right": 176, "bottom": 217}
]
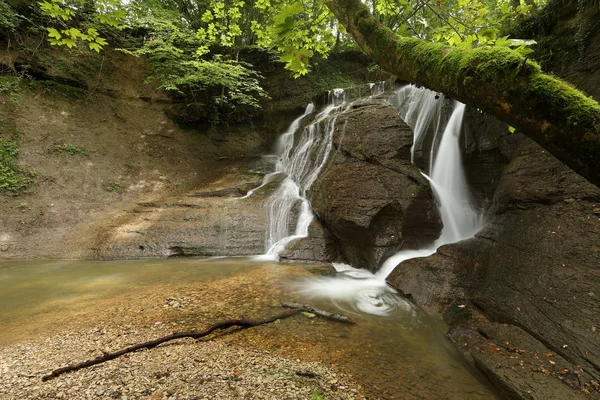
[{"left": 1, "top": 325, "right": 365, "bottom": 400}]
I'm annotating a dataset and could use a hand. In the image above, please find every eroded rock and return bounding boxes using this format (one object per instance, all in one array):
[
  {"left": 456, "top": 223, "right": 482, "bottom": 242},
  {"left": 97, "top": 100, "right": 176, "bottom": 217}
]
[
  {"left": 387, "top": 133, "right": 600, "bottom": 398},
  {"left": 307, "top": 97, "right": 442, "bottom": 271}
]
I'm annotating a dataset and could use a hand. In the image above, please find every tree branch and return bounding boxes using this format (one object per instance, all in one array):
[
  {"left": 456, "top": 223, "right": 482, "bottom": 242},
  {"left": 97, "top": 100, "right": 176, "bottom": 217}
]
[
  {"left": 42, "top": 303, "right": 354, "bottom": 382},
  {"left": 325, "top": 0, "right": 600, "bottom": 187}
]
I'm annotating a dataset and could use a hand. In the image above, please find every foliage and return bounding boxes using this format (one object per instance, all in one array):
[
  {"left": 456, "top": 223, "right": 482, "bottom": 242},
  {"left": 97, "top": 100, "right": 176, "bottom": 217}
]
[
  {"left": 2, "top": 0, "right": 557, "bottom": 122},
  {"left": 0, "top": 76, "right": 21, "bottom": 93},
  {"left": 163, "top": 60, "right": 267, "bottom": 108},
  {"left": 47, "top": 143, "right": 89, "bottom": 157},
  {"left": 124, "top": 6, "right": 268, "bottom": 122},
  {"left": 250, "top": 0, "right": 337, "bottom": 76},
  {"left": 38, "top": 0, "right": 125, "bottom": 52},
  {"left": 5, "top": 0, "right": 553, "bottom": 77},
  {"left": 372, "top": 0, "right": 544, "bottom": 53},
  {"left": 0, "top": 137, "right": 34, "bottom": 195},
  {"left": 0, "top": 75, "right": 22, "bottom": 104},
  {"left": 0, "top": 0, "right": 20, "bottom": 34}
]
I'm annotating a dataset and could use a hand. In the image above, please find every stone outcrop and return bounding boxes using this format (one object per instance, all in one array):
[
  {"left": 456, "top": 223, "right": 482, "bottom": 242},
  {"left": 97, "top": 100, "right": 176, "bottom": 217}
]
[
  {"left": 307, "top": 97, "right": 442, "bottom": 271},
  {"left": 387, "top": 131, "right": 600, "bottom": 398},
  {"left": 86, "top": 159, "right": 282, "bottom": 259},
  {"left": 278, "top": 220, "right": 340, "bottom": 263}
]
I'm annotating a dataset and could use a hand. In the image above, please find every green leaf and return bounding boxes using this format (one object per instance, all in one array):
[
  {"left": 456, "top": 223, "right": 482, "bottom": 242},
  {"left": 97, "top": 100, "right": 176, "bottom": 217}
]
[
  {"left": 46, "top": 27, "right": 61, "bottom": 40},
  {"left": 495, "top": 36, "right": 512, "bottom": 47},
  {"left": 87, "top": 28, "right": 99, "bottom": 38},
  {"left": 62, "top": 38, "right": 76, "bottom": 48},
  {"left": 89, "top": 42, "right": 102, "bottom": 52}
]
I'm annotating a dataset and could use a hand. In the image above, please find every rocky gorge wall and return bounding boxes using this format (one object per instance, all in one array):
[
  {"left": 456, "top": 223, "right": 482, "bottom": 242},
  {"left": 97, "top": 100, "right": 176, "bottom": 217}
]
[
  {"left": 388, "top": 121, "right": 600, "bottom": 399},
  {"left": 279, "top": 91, "right": 599, "bottom": 399},
  {"left": 0, "top": 44, "right": 377, "bottom": 260}
]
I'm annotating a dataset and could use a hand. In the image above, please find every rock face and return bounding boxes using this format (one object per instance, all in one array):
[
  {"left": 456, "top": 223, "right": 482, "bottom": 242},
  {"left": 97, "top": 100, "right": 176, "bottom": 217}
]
[
  {"left": 307, "top": 97, "right": 442, "bottom": 271},
  {"left": 279, "top": 220, "right": 340, "bottom": 263},
  {"left": 387, "top": 131, "right": 600, "bottom": 398},
  {"left": 86, "top": 159, "right": 280, "bottom": 259}
]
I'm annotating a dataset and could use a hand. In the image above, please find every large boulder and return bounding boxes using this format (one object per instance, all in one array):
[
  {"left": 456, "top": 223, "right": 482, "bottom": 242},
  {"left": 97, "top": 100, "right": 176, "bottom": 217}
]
[
  {"left": 307, "top": 97, "right": 442, "bottom": 271},
  {"left": 387, "top": 133, "right": 600, "bottom": 398}
]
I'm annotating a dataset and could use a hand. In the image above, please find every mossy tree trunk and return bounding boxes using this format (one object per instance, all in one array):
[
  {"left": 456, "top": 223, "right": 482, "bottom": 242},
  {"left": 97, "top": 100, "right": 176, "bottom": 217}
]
[{"left": 326, "top": 0, "right": 600, "bottom": 187}]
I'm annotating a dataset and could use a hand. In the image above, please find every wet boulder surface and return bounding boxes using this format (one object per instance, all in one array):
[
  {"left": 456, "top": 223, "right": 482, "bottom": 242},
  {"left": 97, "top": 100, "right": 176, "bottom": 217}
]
[{"left": 306, "top": 97, "right": 442, "bottom": 271}]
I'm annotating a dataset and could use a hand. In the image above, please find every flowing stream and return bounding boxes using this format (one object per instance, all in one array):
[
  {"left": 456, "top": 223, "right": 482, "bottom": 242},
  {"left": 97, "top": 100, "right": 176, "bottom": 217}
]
[
  {"left": 0, "top": 84, "right": 499, "bottom": 399},
  {"left": 0, "top": 258, "right": 499, "bottom": 399},
  {"left": 263, "top": 85, "right": 484, "bottom": 315},
  {"left": 255, "top": 83, "right": 386, "bottom": 260}
]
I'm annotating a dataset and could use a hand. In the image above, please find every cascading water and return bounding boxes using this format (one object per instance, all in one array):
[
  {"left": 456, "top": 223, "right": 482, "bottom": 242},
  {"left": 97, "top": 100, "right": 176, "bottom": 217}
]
[
  {"left": 291, "top": 85, "right": 484, "bottom": 315},
  {"left": 256, "top": 83, "right": 386, "bottom": 261}
]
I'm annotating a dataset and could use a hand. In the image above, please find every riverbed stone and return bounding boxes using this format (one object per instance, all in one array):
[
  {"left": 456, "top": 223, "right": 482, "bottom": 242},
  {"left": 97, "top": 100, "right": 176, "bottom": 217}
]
[{"left": 307, "top": 97, "right": 442, "bottom": 271}]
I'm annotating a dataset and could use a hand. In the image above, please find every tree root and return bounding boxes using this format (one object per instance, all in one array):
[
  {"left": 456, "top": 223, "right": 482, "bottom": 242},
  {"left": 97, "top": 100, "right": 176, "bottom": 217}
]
[{"left": 42, "top": 302, "right": 354, "bottom": 382}]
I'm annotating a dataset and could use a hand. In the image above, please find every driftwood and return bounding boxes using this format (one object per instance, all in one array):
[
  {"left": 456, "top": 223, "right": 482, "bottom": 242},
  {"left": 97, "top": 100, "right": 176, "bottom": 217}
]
[
  {"left": 42, "top": 303, "right": 354, "bottom": 382},
  {"left": 282, "top": 302, "right": 356, "bottom": 324}
]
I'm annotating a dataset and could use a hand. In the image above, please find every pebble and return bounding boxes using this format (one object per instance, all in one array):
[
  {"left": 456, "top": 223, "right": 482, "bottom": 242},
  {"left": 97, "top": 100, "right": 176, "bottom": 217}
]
[{"left": 0, "top": 326, "right": 365, "bottom": 400}]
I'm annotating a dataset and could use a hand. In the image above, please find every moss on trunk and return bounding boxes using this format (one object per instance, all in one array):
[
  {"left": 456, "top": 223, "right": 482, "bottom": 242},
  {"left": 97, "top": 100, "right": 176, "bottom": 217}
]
[{"left": 326, "top": 0, "right": 600, "bottom": 187}]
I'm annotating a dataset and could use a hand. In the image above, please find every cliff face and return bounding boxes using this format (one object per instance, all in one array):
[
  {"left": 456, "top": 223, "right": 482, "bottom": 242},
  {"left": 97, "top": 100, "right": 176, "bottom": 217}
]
[
  {"left": 0, "top": 43, "right": 381, "bottom": 260},
  {"left": 0, "top": 60, "right": 266, "bottom": 258},
  {"left": 382, "top": 15, "right": 600, "bottom": 398},
  {"left": 387, "top": 126, "right": 600, "bottom": 398}
]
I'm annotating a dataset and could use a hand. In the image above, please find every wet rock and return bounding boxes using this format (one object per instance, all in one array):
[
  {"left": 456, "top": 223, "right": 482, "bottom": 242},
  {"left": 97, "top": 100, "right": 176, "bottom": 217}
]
[
  {"left": 462, "top": 106, "right": 511, "bottom": 208},
  {"left": 279, "top": 220, "right": 340, "bottom": 263},
  {"left": 308, "top": 97, "right": 442, "bottom": 271},
  {"left": 387, "top": 133, "right": 600, "bottom": 398}
]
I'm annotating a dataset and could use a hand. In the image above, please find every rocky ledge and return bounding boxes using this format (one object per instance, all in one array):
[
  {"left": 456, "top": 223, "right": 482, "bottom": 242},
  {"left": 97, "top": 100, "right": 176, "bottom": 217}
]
[{"left": 387, "top": 128, "right": 600, "bottom": 399}]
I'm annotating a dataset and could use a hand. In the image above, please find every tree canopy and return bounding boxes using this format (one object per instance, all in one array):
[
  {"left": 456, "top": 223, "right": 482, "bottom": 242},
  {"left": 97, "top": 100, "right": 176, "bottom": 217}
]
[{"left": 2, "top": 0, "right": 600, "bottom": 184}]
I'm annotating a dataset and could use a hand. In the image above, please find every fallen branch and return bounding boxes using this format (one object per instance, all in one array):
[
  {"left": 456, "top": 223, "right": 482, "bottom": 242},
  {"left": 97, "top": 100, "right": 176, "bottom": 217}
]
[
  {"left": 42, "top": 303, "right": 354, "bottom": 382},
  {"left": 282, "top": 302, "right": 356, "bottom": 324}
]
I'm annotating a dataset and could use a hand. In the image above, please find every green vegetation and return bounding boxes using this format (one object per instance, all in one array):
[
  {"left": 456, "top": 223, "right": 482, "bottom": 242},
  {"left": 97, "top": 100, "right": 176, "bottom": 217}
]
[
  {"left": 104, "top": 181, "right": 123, "bottom": 193},
  {"left": 47, "top": 143, "right": 90, "bottom": 157},
  {"left": 0, "top": 0, "right": 20, "bottom": 35},
  {"left": 0, "top": 0, "right": 598, "bottom": 181},
  {"left": 311, "top": 392, "right": 326, "bottom": 400},
  {"left": 0, "top": 76, "right": 23, "bottom": 104},
  {"left": 0, "top": 0, "right": 550, "bottom": 123},
  {"left": 0, "top": 138, "right": 34, "bottom": 195}
]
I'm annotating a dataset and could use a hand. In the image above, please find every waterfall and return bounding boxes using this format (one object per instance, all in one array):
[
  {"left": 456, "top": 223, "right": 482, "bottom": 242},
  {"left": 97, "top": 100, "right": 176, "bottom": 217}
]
[
  {"left": 290, "top": 85, "right": 484, "bottom": 315},
  {"left": 256, "top": 83, "right": 386, "bottom": 261},
  {"left": 429, "top": 102, "right": 484, "bottom": 244}
]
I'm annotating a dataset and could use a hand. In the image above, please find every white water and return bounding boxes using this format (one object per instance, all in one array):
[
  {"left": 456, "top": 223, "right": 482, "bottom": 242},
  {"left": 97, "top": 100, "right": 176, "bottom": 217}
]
[
  {"left": 292, "top": 85, "right": 484, "bottom": 315},
  {"left": 256, "top": 84, "right": 386, "bottom": 261}
]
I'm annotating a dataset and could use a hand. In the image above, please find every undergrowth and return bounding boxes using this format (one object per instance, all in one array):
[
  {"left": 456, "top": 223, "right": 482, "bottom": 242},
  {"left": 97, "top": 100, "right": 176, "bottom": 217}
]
[
  {"left": 47, "top": 143, "right": 89, "bottom": 157},
  {"left": 0, "top": 137, "right": 34, "bottom": 195},
  {"left": 0, "top": 75, "right": 23, "bottom": 104}
]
